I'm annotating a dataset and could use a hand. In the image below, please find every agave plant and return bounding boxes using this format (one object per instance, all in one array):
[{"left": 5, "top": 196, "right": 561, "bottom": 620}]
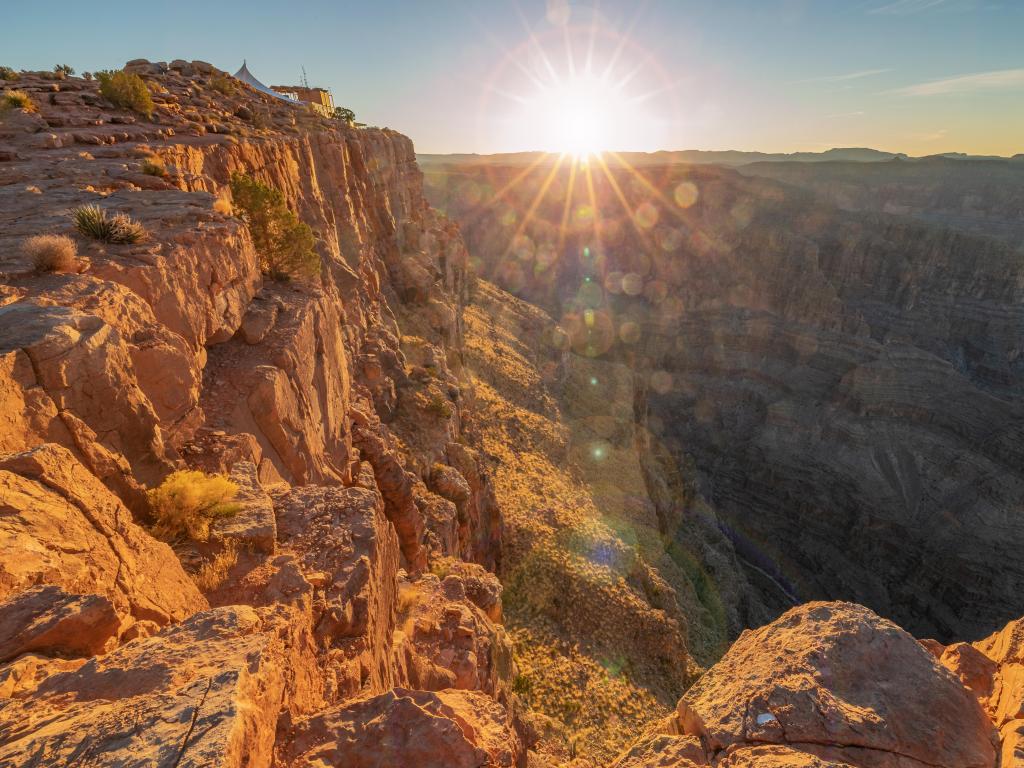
[{"left": 71, "top": 204, "right": 147, "bottom": 244}]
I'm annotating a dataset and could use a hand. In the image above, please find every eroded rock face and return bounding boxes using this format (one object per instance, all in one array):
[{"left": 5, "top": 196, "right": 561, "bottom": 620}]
[
  {"left": 0, "top": 605, "right": 318, "bottom": 768},
  {"left": 0, "top": 444, "right": 206, "bottom": 632},
  {"left": 286, "top": 687, "right": 524, "bottom": 768},
  {"left": 673, "top": 602, "right": 996, "bottom": 768}
]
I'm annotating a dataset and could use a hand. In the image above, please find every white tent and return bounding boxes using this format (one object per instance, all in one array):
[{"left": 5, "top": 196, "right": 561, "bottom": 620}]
[{"left": 233, "top": 61, "right": 297, "bottom": 103}]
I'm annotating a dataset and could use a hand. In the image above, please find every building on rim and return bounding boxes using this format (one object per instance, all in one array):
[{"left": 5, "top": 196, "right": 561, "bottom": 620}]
[{"left": 233, "top": 61, "right": 336, "bottom": 118}]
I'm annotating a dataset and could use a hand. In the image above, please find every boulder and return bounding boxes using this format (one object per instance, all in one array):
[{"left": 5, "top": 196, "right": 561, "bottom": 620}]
[
  {"left": 0, "top": 586, "right": 119, "bottom": 662},
  {"left": 0, "top": 605, "right": 318, "bottom": 768},
  {"left": 0, "top": 444, "right": 206, "bottom": 631},
  {"left": 286, "top": 687, "right": 524, "bottom": 768},
  {"left": 677, "top": 602, "right": 996, "bottom": 768}
]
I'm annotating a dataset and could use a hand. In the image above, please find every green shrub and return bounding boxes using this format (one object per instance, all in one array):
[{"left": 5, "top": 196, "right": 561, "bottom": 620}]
[
  {"left": 332, "top": 106, "right": 355, "bottom": 124},
  {"left": 426, "top": 389, "right": 454, "bottom": 419},
  {"left": 71, "top": 204, "right": 148, "bottom": 244},
  {"left": 229, "top": 172, "right": 319, "bottom": 280},
  {"left": 96, "top": 69, "right": 154, "bottom": 118},
  {"left": 147, "top": 469, "right": 240, "bottom": 540},
  {"left": 53, "top": 64, "right": 74, "bottom": 78},
  {"left": 22, "top": 234, "right": 78, "bottom": 272},
  {"left": 2, "top": 90, "right": 36, "bottom": 112},
  {"left": 0, "top": 67, "right": 18, "bottom": 81},
  {"left": 208, "top": 73, "right": 237, "bottom": 95}
]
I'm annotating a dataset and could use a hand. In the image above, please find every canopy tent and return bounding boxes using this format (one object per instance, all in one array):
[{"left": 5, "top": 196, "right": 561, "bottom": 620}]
[{"left": 233, "top": 61, "right": 297, "bottom": 103}]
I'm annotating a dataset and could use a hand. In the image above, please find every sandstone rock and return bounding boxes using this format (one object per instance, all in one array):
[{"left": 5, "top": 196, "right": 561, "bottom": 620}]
[
  {"left": 273, "top": 483, "right": 400, "bottom": 699},
  {"left": 286, "top": 687, "right": 524, "bottom": 768},
  {"left": 0, "top": 302, "right": 175, "bottom": 485},
  {"left": 0, "top": 444, "right": 206, "bottom": 630},
  {"left": 612, "top": 734, "right": 708, "bottom": 767},
  {"left": 0, "top": 586, "right": 119, "bottom": 662},
  {"left": 208, "top": 460, "right": 276, "bottom": 554},
  {"left": 677, "top": 602, "right": 996, "bottom": 768},
  {"left": 0, "top": 605, "right": 318, "bottom": 767}
]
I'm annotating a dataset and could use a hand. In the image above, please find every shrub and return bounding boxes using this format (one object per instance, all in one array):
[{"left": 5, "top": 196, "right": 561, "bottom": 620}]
[
  {"left": 147, "top": 469, "right": 240, "bottom": 540},
  {"left": 53, "top": 64, "right": 74, "bottom": 78},
  {"left": 22, "top": 234, "right": 78, "bottom": 272},
  {"left": 71, "top": 204, "right": 148, "bottom": 244},
  {"left": 96, "top": 69, "right": 154, "bottom": 118},
  {"left": 208, "top": 73, "right": 237, "bottom": 95},
  {"left": 426, "top": 389, "right": 454, "bottom": 419},
  {"left": 141, "top": 156, "right": 167, "bottom": 177},
  {"left": 332, "top": 106, "right": 355, "bottom": 124},
  {"left": 2, "top": 90, "right": 36, "bottom": 112},
  {"left": 193, "top": 539, "right": 240, "bottom": 591},
  {"left": 213, "top": 197, "right": 233, "bottom": 215},
  {"left": 229, "top": 172, "right": 319, "bottom": 280},
  {"left": 0, "top": 66, "right": 18, "bottom": 81}
]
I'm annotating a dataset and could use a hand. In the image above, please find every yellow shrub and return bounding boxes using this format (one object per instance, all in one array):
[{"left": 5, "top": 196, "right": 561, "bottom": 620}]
[
  {"left": 147, "top": 470, "right": 239, "bottom": 540},
  {"left": 22, "top": 234, "right": 77, "bottom": 273},
  {"left": 193, "top": 540, "right": 240, "bottom": 592},
  {"left": 96, "top": 70, "right": 154, "bottom": 118}
]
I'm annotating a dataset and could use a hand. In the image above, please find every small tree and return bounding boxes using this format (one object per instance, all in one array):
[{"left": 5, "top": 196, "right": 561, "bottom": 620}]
[
  {"left": 96, "top": 69, "right": 154, "bottom": 118},
  {"left": 333, "top": 106, "right": 355, "bottom": 125},
  {"left": 229, "top": 172, "right": 319, "bottom": 280},
  {"left": 54, "top": 64, "right": 75, "bottom": 78}
]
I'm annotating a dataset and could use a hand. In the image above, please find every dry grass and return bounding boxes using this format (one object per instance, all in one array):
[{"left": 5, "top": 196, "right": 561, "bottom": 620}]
[
  {"left": 2, "top": 90, "right": 36, "bottom": 112},
  {"left": 140, "top": 156, "right": 167, "bottom": 177},
  {"left": 192, "top": 539, "right": 240, "bottom": 592},
  {"left": 22, "top": 234, "right": 77, "bottom": 273},
  {"left": 213, "top": 197, "right": 233, "bottom": 215}
]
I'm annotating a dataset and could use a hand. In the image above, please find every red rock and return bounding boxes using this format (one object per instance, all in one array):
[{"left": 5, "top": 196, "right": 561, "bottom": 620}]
[
  {"left": 0, "top": 586, "right": 119, "bottom": 662},
  {"left": 677, "top": 602, "right": 996, "bottom": 768},
  {"left": 286, "top": 687, "right": 524, "bottom": 768}
]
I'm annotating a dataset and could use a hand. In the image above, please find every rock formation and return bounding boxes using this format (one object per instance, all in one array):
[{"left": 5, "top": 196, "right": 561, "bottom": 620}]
[{"left": 0, "top": 61, "right": 522, "bottom": 766}]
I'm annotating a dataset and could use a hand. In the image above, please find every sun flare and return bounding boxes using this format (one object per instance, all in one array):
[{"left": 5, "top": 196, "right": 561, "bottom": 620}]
[{"left": 533, "top": 73, "right": 613, "bottom": 158}]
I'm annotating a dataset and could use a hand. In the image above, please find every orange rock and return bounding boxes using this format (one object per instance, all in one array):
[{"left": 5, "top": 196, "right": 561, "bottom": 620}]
[
  {"left": 677, "top": 602, "right": 996, "bottom": 768},
  {"left": 286, "top": 687, "right": 524, "bottom": 768}
]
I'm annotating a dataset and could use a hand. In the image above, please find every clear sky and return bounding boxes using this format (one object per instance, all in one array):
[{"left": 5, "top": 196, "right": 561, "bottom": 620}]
[{"left": 5, "top": 0, "right": 1023, "bottom": 156}]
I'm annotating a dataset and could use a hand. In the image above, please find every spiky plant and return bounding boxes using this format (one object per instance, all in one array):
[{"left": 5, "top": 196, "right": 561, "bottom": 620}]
[{"left": 71, "top": 204, "right": 148, "bottom": 244}]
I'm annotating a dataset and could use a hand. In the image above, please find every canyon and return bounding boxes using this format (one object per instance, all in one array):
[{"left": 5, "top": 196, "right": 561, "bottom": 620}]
[{"left": 0, "top": 61, "right": 1022, "bottom": 768}]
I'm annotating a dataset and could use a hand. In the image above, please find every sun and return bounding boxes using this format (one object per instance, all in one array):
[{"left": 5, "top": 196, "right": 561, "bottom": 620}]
[{"left": 533, "top": 72, "right": 613, "bottom": 158}]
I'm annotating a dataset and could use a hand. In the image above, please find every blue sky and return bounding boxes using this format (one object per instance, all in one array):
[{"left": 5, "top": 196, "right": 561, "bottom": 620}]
[{"left": 5, "top": 0, "right": 1022, "bottom": 155}]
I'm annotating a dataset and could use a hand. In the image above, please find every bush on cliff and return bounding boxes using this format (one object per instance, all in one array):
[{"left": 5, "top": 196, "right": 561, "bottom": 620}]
[
  {"left": 96, "top": 69, "right": 154, "bottom": 118},
  {"left": 71, "top": 204, "right": 148, "bottom": 244},
  {"left": 0, "top": 66, "right": 18, "bottom": 81},
  {"left": 229, "top": 172, "right": 319, "bottom": 280},
  {"left": 22, "top": 234, "right": 78, "bottom": 272},
  {"left": 2, "top": 90, "right": 36, "bottom": 112},
  {"left": 147, "top": 470, "right": 240, "bottom": 541}
]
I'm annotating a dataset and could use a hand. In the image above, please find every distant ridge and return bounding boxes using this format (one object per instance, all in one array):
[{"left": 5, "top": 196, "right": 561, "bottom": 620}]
[{"left": 418, "top": 147, "right": 1020, "bottom": 168}]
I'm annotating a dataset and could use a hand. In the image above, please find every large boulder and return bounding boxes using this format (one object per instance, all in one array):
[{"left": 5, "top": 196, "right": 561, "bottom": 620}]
[
  {"left": 677, "top": 602, "right": 997, "bottom": 768},
  {"left": 0, "top": 605, "right": 318, "bottom": 768},
  {"left": 0, "top": 444, "right": 206, "bottom": 634},
  {"left": 286, "top": 687, "right": 524, "bottom": 768}
]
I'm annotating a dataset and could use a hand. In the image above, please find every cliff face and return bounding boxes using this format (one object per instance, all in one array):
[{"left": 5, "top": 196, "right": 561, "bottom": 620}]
[{"left": 0, "top": 61, "right": 514, "bottom": 765}]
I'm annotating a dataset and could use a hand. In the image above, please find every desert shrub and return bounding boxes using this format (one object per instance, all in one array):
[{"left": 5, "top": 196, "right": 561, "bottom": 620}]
[
  {"left": 53, "top": 64, "right": 74, "bottom": 78},
  {"left": 2, "top": 90, "right": 36, "bottom": 112},
  {"left": 192, "top": 539, "right": 240, "bottom": 591},
  {"left": 208, "top": 73, "right": 237, "bottom": 95},
  {"left": 71, "top": 204, "right": 148, "bottom": 244},
  {"left": 229, "top": 172, "right": 319, "bottom": 280},
  {"left": 213, "top": 197, "right": 233, "bottom": 215},
  {"left": 96, "top": 69, "right": 154, "bottom": 118},
  {"left": 332, "top": 106, "right": 355, "bottom": 124},
  {"left": 22, "top": 234, "right": 77, "bottom": 273},
  {"left": 140, "top": 156, "right": 167, "bottom": 177},
  {"left": 0, "top": 66, "right": 18, "bottom": 81},
  {"left": 147, "top": 469, "right": 240, "bottom": 540},
  {"left": 425, "top": 389, "right": 454, "bottom": 419}
]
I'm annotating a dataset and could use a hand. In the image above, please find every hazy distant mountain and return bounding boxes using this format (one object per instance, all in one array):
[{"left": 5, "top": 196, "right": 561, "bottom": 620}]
[{"left": 417, "top": 147, "right": 1024, "bottom": 168}]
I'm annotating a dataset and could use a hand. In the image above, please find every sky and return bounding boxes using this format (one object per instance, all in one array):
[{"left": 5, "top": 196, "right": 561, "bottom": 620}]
[{"left": 5, "top": 0, "right": 1023, "bottom": 156}]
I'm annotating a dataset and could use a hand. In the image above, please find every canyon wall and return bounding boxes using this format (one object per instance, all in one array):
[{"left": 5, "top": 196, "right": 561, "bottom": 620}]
[{"left": 425, "top": 156, "right": 1024, "bottom": 643}]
